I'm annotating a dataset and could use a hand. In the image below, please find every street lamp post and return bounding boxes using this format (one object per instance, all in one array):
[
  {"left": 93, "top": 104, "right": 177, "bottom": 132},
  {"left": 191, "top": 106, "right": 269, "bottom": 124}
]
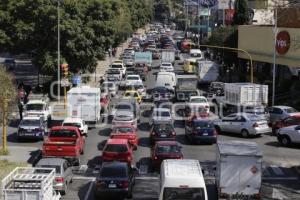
[
  {"left": 57, "top": 0, "right": 61, "bottom": 101},
  {"left": 272, "top": 8, "right": 278, "bottom": 106},
  {"left": 197, "top": 0, "right": 200, "bottom": 46}
]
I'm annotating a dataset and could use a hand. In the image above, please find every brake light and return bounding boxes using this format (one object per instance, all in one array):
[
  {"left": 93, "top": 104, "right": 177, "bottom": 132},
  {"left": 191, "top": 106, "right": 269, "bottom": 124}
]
[
  {"left": 205, "top": 105, "right": 209, "bottom": 109},
  {"left": 154, "top": 156, "right": 158, "bottom": 160},
  {"left": 151, "top": 131, "right": 155, "bottom": 136},
  {"left": 121, "top": 181, "right": 129, "bottom": 188},
  {"left": 55, "top": 177, "right": 64, "bottom": 183},
  {"left": 96, "top": 181, "right": 106, "bottom": 188},
  {"left": 171, "top": 132, "right": 176, "bottom": 136},
  {"left": 253, "top": 123, "right": 259, "bottom": 128}
]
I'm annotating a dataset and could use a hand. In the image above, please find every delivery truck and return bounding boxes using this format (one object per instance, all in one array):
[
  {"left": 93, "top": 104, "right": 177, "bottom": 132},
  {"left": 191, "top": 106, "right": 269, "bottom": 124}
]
[
  {"left": 67, "top": 86, "right": 101, "bottom": 124},
  {"left": 161, "top": 49, "right": 175, "bottom": 64},
  {"left": 1, "top": 167, "right": 60, "bottom": 200},
  {"left": 216, "top": 140, "right": 262, "bottom": 199},
  {"left": 196, "top": 60, "right": 219, "bottom": 84}
]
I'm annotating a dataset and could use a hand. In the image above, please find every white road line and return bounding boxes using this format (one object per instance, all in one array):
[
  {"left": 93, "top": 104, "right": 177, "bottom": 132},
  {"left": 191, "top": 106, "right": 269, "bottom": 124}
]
[
  {"left": 72, "top": 176, "right": 95, "bottom": 181},
  {"left": 84, "top": 178, "right": 96, "bottom": 200},
  {"left": 270, "top": 165, "right": 284, "bottom": 176},
  {"left": 135, "top": 176, "right": 159, "bottom": 180}
]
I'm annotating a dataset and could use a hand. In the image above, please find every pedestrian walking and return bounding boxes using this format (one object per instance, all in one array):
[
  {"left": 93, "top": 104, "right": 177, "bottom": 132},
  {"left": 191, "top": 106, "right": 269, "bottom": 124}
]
[
  {"left": 112, "top": 48, "right": 117, "bottom": 57},
  {"left": 18, "top": 85, "right": 26, "bottom": 120}
]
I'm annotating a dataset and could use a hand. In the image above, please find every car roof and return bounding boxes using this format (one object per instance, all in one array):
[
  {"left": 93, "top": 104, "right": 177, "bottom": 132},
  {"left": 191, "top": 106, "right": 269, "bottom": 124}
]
[
  {"left": 113, "top": 125, "right": 135, "bottom": 129},
  {"left": 37, "top": 158, "right": 66, "bottom": 165},
  {"left": 63, "top": 118, "right": 83, "bottom": 123},
  {"left": 106, "top": 138, "right": 128, "bottom": 144},
  {"left": 272, "top": 106, "right": 293, "bottom": 109},
  {"left": 27, "top": 100, "right": 45, "bottom": 104},
  {"left": 22, "top": 116, "right": 42, "bottom": 120},
  {"left": 153, "top": 108, "right": 170, "bottom": 112},
  {"left": 125, "top": 90, "right": 139, "bottom": 93},
  {"left": 115, "top": 110, "right": 134, "bottom": 115},
  {"left": 126, "top": 75, "right": 140, "bottom": 78}
]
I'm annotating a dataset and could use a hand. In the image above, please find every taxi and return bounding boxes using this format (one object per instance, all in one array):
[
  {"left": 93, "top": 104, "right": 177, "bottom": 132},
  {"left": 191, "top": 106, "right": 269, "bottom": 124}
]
[{"left": 123, "top": 90, "right": 142, "bottom": 104}]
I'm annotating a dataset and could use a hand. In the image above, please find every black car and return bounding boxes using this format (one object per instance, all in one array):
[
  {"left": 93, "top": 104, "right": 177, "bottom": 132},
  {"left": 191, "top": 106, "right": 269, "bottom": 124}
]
[
  {"left": 185, "top": 119, "right": 217, "bottom": 144},
  {"left": 94, "top": 162, "right": 136, "bottom": 198},
  {"left": 150, "top": 122, "right": 176, "bottom": 144}
]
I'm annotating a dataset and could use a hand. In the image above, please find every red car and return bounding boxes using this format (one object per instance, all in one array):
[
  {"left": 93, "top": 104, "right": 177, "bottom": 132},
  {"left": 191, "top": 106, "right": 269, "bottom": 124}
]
[
  {"left": 151, "top": 141, "right": 183, "bottom": 169},
  {"left": 42, "top": 126, "right": 85, "bottom": 165},
  {"left": 102, "top": 139, "right": 133, "bottom": 164},
  {"left": 272, "top": 115, "right": 300, "bottom": 135},
  {"left": 110, "top": 125, "right": 138, "bottom": 150}
]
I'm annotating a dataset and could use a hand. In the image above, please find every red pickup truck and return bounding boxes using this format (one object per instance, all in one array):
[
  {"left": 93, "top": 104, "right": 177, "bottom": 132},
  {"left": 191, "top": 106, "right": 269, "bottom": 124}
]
[{"left": 42, "top": 126, "right": 85, "bottom": 165}]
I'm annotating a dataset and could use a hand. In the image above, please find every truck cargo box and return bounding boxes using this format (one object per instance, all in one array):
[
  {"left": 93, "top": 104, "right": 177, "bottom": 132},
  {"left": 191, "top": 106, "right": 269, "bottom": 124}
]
[{"left": 216, "top": 140, "right": 262, "bottom": 198}]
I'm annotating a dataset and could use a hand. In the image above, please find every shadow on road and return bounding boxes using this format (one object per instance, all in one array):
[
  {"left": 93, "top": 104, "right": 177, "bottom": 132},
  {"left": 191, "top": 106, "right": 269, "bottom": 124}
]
[
  {"left": 97, "top": 140, "right": 107, "bottom": 151},
  {"left": 9, "top": 119, "right": 20, "bottom": 128},
  {"left": 138, "top": 137, "right": 151, "bottom": 148},
  {"left": 87, "top": 156, "right": 102, "bottom": 169},
  {"left": 176, "top": 134, "right": 189, "bottom": 145},
  {"left": 28, "top": 149, "right": 42, "bottom": 166},
  {"left": 138, "top": 122, "right": 151, "bottom": 132},
  {"left": 99, "top": 128, "right": 111, "bottom": 137},
  {"left": 7, "top": 132, "right": 42, "bottom": 143}
]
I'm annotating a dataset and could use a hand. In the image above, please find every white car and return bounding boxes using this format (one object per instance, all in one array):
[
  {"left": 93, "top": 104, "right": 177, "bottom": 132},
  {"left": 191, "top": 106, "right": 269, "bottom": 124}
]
[
  {"left": 111, "top": 61, "right": 126, "bottom": 77},
  {"left": 62, "top": 117, "right": 88, "bottom": 135},
  {"left": 187, "top": 96, "right": 210, "bottom": 114},
  {"left": 150, "top": 108, "right": 173, "bottom": 126},
  {"left": 125, "top": 81, "right": 146, "bottom": 96},
  {"left": 112, "top": 110, "right": 137, "bottom": 128},
  {"left": 214, "top": 113, "right": 271, "bottom": 137},
  {"left": 268, "top": 106, "right": 300, "bottom": 124},
  {"left": 277, "top": 125, "right": 300, "bottom": 146},
  {"left": 125, "top": 75, "right": 142, "bottom": 84},
  {"left": 160, "top": 62, "right": 174, "bottom": 72},
  {"left": 24, "top": 100, "right": 51, "bottom": 122},
  {"left": 102, "top": 81, "right": 118, "bottom": 97}
]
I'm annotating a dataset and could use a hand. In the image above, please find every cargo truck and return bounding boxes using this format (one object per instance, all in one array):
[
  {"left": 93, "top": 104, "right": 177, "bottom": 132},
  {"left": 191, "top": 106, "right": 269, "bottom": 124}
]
[
  {"left": 1, "top": 167, "right": 61, "bottom": 200},
  {"left": 216, "top": 140, "right": 262, "bottom": 199},
  {"left": 161, "top": 49, "right": 175, "bottom": 64},
  {"left": 196, "top": 60, "right": 219, "bottom": 84}
]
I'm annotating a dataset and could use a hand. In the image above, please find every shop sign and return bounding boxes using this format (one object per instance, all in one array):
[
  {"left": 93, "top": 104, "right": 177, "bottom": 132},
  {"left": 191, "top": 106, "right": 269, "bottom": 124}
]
[{"left": 276, "top": 31, "right": 291, "bottom": 55}]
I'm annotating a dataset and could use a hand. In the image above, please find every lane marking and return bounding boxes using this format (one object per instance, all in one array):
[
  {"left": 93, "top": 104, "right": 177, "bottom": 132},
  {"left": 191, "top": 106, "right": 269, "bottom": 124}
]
[
  {"left": 270, "top": 165, "right": 284, "bottom": 176},
  {"left": 84, "top": 178, "right": 96, "bottom": 200},
  {"left": 72, "top": 176, "right": 95, "bottom": 181}
]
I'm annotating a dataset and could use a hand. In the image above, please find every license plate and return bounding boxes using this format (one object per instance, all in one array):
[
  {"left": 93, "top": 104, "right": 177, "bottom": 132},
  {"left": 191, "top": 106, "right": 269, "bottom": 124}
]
[
  {"left": 108, "top": 184, "right": 116, "bottom": 188},
  {"left": 27, "top": 129, "right": 32, "bottom": 132},
  {"left": 203, "top": 133, "right": 208, "bottom": 136},
  {"left": 161, "top": 135, "right": 167, "bottom": 137}
]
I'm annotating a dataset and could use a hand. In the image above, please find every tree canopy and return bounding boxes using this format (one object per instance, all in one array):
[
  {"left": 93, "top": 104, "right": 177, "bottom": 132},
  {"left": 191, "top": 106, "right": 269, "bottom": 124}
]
[
  {"left": 233, "top": 0, "right": 249, "bottom": 25},
  {"left": 0, "top": 0, "right": 153, "bottom": 74}
]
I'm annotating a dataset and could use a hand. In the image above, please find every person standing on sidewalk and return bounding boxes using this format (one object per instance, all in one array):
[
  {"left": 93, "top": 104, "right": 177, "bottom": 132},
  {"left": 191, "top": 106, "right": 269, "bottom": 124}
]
[{"left": 18, "top": 84, "right": 26, "bottom": 120}]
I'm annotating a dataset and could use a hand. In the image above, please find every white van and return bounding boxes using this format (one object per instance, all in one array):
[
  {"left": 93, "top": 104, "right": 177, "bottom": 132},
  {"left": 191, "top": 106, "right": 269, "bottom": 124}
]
[
  {"left": 159, "top": 159, "right": 208, "bottom": 200},
  {"left": 155, "top": 72, "right": 177, "bottom": 91}
]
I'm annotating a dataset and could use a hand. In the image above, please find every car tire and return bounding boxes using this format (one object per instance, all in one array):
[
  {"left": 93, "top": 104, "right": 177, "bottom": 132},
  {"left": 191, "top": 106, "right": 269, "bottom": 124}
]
[
  {"left": 241, "top": 129, "right": 250, "bottom": 138},
  {"left": 279, "top": 136, "right": 291, "bottom": 147},
  {"left": 61, "top": 183, "right": 67, "bottom": 195}
]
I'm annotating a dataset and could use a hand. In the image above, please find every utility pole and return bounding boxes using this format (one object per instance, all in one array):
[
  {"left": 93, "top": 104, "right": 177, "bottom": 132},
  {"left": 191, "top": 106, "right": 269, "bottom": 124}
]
[
  {"left": 57, "top": 0, "right": 61, "bottom": 101},
  {"left": 272, "top": 8, "right": 278, "bottom": 106},
  {"left": 197, "top": 0, "right": 200, "bottom": 46},
  {"left": 1, "top": 98, "right": 8, "bottom": 153}
]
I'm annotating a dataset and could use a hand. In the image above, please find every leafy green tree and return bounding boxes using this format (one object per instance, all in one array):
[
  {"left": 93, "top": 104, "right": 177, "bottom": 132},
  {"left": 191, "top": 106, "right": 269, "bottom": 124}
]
[{"left": 233, "top": 0, "right": 249, "bottom": 25}]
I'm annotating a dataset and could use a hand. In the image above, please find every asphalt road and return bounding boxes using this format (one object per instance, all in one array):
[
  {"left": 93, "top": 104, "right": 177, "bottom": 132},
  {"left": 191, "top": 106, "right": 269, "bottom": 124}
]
[{"left": 4, "top": 59, "right": 300, "bottom": 200}]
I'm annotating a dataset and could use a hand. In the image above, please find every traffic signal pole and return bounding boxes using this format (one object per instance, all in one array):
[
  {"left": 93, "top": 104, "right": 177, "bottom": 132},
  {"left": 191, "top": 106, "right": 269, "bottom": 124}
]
[
  {"left": 60, "top": 63, "right": 69, "bottom": 109},
  {"left": 1, "top": 98, "right": 8, "bottom": 154}
]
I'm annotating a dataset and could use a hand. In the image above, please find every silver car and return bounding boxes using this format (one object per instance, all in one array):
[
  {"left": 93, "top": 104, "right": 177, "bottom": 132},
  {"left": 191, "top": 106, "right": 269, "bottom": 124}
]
[
  {"left": 112, "top": 110, "right": 138, "bottom": 128},
  {"left": 214, "top": 113, "right": 271, "bottom": 137},
  {"left": 102, "top": 81, "right": 118, "bottom": 97},
  {"left": 35, "top": 158, "right": 73, "bottom": 195},
  {"left": 268, "top": 106, "right": 300, "bottom": 124},
  {"left": 150, "top": 108, "right": 173, "bottom": 126}
]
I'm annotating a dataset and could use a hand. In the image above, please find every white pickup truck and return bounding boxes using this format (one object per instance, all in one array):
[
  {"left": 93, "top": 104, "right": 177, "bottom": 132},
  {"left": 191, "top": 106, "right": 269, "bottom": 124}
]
[
  {"left": 62, "top": 117, "right": 88, "bottom": 136},
  {"left": 24, "top": 95, "right": 51, "bottom": 124}
]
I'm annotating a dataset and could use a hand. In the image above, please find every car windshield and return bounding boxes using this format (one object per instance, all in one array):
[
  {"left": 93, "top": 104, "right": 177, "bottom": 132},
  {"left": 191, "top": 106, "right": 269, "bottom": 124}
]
[
  {"left": 153, "top": 124, "right": 174, "bottom": 133},
  {"left": 26, "top": 104, "right": 44, "bottom": 111},
  {"left": 163, "top": 187, "right": 205, "bottom": 200},
  {"left": 162, "top": 63, "right": 171, "bottom": 67},
  {"left": 105, "top": 144, "right": 128, "bottom": 152},
  {"left": 127, "top": 76, "right": 139, "bottom": 80},
  {"left": 155, "top": 111, "right": 170, "bottom": 117},
  {"left": 116, "top": 104, "right": 132, "bottom": 110},
  {"left": 125, "top": 92, "right": 138, "bottom": 97},
  {"left": 156, "top": 145, "right": 180, "bottom": 153},
  {"left": 103, "top": 83, "right": 113, "bottom": 88},
  {"left": 36, "top": 165, "right": 61, "bottom": 174},
  {"left": 107, "top": 70, "right": 119, "bottom": 74},
  {"left": 50, "top": 130, "right": 77, "bottom": 137},
  {"left": 114, "top": 127, "right": 134, "bottom": 133},
  {"left": 190, "top": 98, "right": 207, "bottom": 103},
  {"left": 20, "top": 119, "right": 40, "bottom": 126},
  {"left": 111, "top": 64, "right": 122, "bottom": 69},
  {"left": 100, "top": 166, "right": 127, "bottom": 178},
  {"left": 284, "top": 107, "right": 298, "bottom": 113},
  {"left": 194, "top": 121, "right": 213, "bottom": 129},
  {"left": 63, "top": 123, "right": 81, "bottom": 128},
  {"left": 190, "top": 53, "right": 202, "bottom": 57}
]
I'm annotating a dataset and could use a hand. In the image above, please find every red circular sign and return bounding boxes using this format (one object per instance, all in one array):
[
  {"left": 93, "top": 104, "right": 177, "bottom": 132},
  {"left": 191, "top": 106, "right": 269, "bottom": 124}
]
[{"left": 276, "top": 31, "right": 291, "bottom": 55}]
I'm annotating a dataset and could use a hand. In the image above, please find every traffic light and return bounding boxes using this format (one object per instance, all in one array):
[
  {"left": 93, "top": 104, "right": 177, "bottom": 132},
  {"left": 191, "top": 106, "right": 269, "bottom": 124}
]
[{"left": 60, "top": 63, "right": 69, "bottom": 77}]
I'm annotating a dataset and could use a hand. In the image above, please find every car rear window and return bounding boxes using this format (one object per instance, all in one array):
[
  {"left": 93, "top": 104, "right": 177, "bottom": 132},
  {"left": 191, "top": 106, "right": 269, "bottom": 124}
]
[
  {"left": 50, "top": 130, "right": 77, "bottom": 137},
  {"left": 153, "top": 124, "right": 174, "bottom": 133},
  {"left": 190, "top": 98, "right": 207, "bottom": 103},
  {"left": 100, "top": 166, "right": 127, "bottom": 178},
  {"left": 114, "top": 127, "right": 134, "bottom": 133},
  {"left": 63, "top": 123, "right": 81, "bottom": 128},
  {"left": 105, "top": 144, "right": 128, "bottom": 152},
  {"left": 156, "top": 145, "right": 180, "bottom": 153},
  {"left": 26, "top": 104, "right": 44, "bottom": 111},
  {"left": 20, "top": 120, "right": 41, "bottom": 126},
  {"left": 284, "top": 107, "right": 298, "bottom": 113},
  {"left": 155, "top": 111, "right": 170, "bottom": 117},
  {"left": 163, "top": 187, "right": 205, "bottom": 200},
  {"left": 36, "top": 165, "right": 61, "bottom": 174},
  {"left": 194, "top": 121, "right": 213, "bottom": 129}
]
